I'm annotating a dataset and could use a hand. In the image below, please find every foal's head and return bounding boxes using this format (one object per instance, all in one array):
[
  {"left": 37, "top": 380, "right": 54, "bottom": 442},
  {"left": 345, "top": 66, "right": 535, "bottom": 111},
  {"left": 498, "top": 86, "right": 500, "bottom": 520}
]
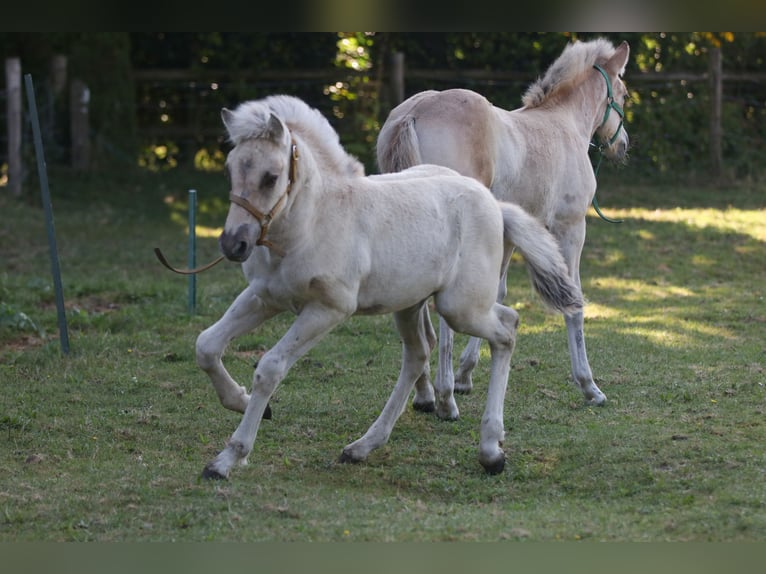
[
  {"left": 219, "top": 104, "right": 296, "bottom": 262},
  {"left": 592, "top": 41, "right": 631, "bottom": 161}
]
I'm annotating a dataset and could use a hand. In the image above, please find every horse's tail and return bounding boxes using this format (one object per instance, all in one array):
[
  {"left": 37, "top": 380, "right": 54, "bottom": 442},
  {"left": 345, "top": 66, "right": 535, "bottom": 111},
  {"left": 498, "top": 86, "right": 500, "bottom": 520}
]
[
  {"left": 376, "top": 115, "right": 423, "bottom": 173},
  {"left": 499, "top": 202, "right": 583, "bottom": 315}
]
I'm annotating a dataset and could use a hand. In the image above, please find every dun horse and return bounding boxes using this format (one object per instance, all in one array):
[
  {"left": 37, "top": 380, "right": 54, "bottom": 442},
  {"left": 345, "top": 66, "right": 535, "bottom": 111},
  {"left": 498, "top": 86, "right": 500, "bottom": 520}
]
[
  {"left": 194, "top": 95, "right": 583, "bottom": 479},
  {"left": 377, "top": 38, "right": 631, "bottom": 414}
]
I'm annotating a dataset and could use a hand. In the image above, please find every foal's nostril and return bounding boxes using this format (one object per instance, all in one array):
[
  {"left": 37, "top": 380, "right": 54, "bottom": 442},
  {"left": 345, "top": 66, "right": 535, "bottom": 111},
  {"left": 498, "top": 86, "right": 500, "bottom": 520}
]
[
  {"left": 219, "top": 230, "right": 251, "bottom": 261},
  {"left": 233, "top": 241, "right": 248, "bottom": 258}
]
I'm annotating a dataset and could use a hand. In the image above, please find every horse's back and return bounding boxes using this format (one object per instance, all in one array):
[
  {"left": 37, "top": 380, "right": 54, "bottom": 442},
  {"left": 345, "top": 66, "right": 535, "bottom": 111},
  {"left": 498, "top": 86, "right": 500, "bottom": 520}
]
[
  {"left": 378, "top": 89, "right": 498, "bottom": 187},
  {"left": 362, "top": 166, "right": 503, "bottom": 275}
]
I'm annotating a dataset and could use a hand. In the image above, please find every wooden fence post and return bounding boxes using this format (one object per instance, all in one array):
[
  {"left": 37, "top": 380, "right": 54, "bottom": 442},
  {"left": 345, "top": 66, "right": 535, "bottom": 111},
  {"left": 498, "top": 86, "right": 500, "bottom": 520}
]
[
  {"left": 391, "top": 52, "right": 405, "bottom": 106},
  {"left": 709, "top": 46, "right": 723, "bottom": 179},
  {"left": 6, "top": 57, "right": 22, "bottom": 197},
  {"left": 70, "top": 79, "right": 90, "bottom": 170},
  {"left": 50, "top": 54, "right": 68, "bottom": 97}
]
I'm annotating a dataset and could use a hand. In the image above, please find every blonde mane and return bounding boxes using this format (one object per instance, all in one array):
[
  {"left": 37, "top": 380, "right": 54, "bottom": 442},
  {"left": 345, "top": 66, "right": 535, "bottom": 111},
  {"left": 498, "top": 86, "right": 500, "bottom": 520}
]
[
  {"left": 224, "top": 94, "right": 364, "bottom": 177},
  {"left": 522, "top": 38, "right": 619, "bottom": 108}
]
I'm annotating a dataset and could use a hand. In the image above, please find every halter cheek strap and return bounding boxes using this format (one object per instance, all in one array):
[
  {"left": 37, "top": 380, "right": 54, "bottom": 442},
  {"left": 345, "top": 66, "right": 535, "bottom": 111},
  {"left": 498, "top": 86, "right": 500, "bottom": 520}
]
[
  {"left": 590, "top": 65, "right": 625, "bottom": 224},
  {"left": 229, "top": 141, "right": 299, "bottom": 256},
  {"left": 593, "top": 64, "right": 625, "bottom": 146}
]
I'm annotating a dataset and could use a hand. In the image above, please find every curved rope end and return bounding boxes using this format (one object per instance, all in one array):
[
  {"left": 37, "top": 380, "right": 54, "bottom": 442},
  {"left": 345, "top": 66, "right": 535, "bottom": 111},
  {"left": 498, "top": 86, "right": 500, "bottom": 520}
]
[{"left": 154, "top": 247, "right": 225, "bottom": 275}]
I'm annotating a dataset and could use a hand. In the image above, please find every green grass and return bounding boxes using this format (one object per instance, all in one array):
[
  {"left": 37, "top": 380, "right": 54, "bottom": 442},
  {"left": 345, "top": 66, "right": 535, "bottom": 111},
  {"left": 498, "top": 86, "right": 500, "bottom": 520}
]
[{"left": 0, "top": 169, "right": 764, "bottom": 541}]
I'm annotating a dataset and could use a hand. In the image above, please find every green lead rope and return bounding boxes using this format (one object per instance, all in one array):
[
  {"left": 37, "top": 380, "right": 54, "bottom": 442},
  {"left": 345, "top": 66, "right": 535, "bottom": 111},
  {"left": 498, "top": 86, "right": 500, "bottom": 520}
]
[{"left": 589, "top": 142, "right": 624, "bottom": 224}]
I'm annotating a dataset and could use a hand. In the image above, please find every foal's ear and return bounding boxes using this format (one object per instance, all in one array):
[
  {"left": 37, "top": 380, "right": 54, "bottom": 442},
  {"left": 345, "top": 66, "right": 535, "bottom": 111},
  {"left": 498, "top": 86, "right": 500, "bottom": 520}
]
[
  {"left": 266, "top": 112, "right": 285, "bottom": 140},
  {"left": 221, "top": 108, "right": 235, "bottom": 131},
  {"left": 607, "top": 41, "right": 630, "bottom": 75}
]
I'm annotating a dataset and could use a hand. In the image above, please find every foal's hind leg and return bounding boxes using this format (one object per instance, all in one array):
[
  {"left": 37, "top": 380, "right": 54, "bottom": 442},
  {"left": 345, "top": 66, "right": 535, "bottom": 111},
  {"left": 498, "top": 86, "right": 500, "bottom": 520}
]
[
  {"left": 341, "top": 302, "right": 431, "bottom": 463},
  {"left": 445, "top": 302, "right": 519, "bottom": 474},
  {"left": 454, "top": 249, "right": 513, "bottom": 394}
]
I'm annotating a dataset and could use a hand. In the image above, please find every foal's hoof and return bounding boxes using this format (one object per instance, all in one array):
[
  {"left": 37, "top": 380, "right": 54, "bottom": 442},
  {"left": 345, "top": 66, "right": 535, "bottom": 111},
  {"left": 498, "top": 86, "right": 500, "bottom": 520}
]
[
  {"left": 480, "top": 455, "right": 506, "bottom": 475},
  {"left": 338, "top": 450, "right": 362, "bottom": 465},
  {"left": 200, "top": 464, "right": 228, "bottom": 481},
  {"left": 454, "top": 382, "right": 473, "bottom": 395},
  {"left": 412, "top": 400, "right": 436, "bottom": 413},
  {"left": 263, "top": 403, "right": 273, "bottom": 419}
]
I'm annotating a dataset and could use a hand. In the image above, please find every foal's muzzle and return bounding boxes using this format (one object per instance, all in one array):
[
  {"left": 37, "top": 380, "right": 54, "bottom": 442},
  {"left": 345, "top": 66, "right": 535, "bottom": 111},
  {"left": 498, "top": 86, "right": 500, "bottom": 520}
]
[{"left": 219, "top": 225, "right": 253, "bottom": 262}]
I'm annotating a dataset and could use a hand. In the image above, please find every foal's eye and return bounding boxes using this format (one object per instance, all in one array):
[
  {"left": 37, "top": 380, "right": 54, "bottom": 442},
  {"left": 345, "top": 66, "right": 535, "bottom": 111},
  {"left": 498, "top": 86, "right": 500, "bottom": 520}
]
[{"left": 261, "top": 173, "right": 278, "bottom": 188}]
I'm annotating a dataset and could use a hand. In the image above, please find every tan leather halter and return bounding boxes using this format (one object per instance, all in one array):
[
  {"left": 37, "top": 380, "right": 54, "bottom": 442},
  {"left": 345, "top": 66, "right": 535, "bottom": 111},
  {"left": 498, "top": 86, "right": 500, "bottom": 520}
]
[
  {"left": 228, "top": 140, "right": 299, "bottom": 256},
  {"left": 154, "top": 139, "right": 299, "bottom": 275}
]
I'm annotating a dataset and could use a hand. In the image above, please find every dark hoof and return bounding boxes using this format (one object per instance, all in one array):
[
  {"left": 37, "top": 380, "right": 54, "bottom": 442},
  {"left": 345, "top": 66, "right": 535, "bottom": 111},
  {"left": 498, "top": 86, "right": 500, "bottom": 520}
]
[
  {"left": 338, "top": 451, "right": 361, "bottom": 464},
  {"left": 263, "top": 403, "right": 272, "bottom": 420},
  {"left": 201, "top": 465, "right": 227, "bottom": 480},
  {"left": 454, "top": 386, "right": 473, "bottom": 395},
  {"left": 481, "top": 456, "right": 506, "bottom": 475},
  {"left": 412, "top": 400, "right": 436, "bottom": 413}
]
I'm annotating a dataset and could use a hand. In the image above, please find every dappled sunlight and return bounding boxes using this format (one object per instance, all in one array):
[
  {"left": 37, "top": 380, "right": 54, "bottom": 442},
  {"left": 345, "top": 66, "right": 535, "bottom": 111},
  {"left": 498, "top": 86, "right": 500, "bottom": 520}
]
[
  {"left": 193, "top": 225, "right": 224, "bottom": 239},
  {"left": 597, "top": 205, "right": 766, "bottom": 242},
  {"left": 616, "top": 311, "right": 738, "bottom": 348},
  {"left": 582, "top": 301, "right": 621, "bottom": 320},
  {"left": 588, "top": 276, "right": 696, "bottom": 301},
  {"left": 163, "top": 190, "right": 230, "bottom": 238}
]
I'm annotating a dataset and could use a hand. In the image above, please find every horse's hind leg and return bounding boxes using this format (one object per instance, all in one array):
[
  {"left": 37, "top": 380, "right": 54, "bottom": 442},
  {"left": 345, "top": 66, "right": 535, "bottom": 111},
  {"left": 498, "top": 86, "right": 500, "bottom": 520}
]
[
  {"left": 341, "top": 302, "right": 431, "bottom": 463},
  {"left": 446, "top": 302, "right": 519, "bottom": 474},
  {"left": 454, "top": 249, "right": 513, "bottom": 394},
  {"left": 454, "top": 335, "right": 481, "bottom": 394}
]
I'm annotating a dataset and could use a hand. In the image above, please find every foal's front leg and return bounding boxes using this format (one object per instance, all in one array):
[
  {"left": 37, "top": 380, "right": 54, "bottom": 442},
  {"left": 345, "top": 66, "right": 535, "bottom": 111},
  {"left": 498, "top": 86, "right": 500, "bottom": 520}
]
[
  {"left": 411, "top": 304, "right": 437, "bottom": 413},
  {"left": 196, "top": 284, "right": 279, "bottom": 413},
  {"left": 202, "top": 304, "right": 348, "bottom": 480}
]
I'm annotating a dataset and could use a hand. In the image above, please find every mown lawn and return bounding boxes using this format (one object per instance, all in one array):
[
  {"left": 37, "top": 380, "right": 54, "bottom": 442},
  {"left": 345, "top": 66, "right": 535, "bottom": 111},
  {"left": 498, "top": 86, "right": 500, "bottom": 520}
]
[{"left": 0, "top": 169, "right": 764, "bottom": 542}]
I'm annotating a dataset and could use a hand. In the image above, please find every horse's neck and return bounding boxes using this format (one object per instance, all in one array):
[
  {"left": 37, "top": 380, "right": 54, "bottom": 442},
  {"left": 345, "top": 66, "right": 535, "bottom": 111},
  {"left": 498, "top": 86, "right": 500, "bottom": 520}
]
[
  {"left": 567, "top": 78, "right": 608, "bottom": 139},
  {"left": 272, "top": 146, "right": 330, "bottom": 241}
]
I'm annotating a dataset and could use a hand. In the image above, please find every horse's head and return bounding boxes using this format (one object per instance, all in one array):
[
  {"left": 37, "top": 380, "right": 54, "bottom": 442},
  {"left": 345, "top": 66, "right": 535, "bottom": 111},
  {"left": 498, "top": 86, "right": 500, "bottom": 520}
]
[
  {"left": 592, "top": 41, "right": 630, "bottom": 161},
  {"left": 219, "top": 106, "right": 297, "bottom": 261}
]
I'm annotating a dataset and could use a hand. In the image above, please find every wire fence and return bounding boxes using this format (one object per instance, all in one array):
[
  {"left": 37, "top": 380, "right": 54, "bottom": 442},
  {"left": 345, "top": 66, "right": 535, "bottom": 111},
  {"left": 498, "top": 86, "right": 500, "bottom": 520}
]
[{"left": 4, "top": 65, "right": 766, "bottom": 183}]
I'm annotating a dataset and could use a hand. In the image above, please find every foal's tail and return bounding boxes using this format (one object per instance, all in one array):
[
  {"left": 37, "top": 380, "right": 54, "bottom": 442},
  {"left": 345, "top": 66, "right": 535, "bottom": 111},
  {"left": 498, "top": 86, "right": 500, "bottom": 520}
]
[
  {"left": 499, "top": 202, "right": 583, "bottom": 315},
  {"left": 376, "top": 115, "right": 423, "bottom": 173}
]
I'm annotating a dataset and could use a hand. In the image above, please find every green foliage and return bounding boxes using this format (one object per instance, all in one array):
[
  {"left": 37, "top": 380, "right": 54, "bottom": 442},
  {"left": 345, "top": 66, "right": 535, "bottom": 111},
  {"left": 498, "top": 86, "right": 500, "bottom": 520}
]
[{"left": 4, "top": 33, "right": 766, "bottom": 184}]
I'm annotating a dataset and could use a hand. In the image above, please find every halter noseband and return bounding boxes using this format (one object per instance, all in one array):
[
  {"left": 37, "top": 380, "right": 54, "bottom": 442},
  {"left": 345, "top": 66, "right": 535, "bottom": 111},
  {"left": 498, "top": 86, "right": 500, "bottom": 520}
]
[{"left": 228, "top": 140, "right": 299, "bottom": 256}]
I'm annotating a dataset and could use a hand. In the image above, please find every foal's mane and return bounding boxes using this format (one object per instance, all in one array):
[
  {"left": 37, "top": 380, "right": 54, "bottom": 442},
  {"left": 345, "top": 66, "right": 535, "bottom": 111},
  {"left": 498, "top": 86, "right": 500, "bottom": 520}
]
[
  {"left": 225, "top": 94, "right": 364, "bottom": 177},
  {"left": 522, "top": 38, "right": 618, "bottom": 109}
]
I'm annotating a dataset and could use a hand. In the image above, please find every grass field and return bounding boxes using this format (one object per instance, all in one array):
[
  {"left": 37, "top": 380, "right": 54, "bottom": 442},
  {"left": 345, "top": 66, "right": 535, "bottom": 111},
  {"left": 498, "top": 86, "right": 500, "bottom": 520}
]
[{"left": 0, "top": 168, "right": 764, "bottom": 542}]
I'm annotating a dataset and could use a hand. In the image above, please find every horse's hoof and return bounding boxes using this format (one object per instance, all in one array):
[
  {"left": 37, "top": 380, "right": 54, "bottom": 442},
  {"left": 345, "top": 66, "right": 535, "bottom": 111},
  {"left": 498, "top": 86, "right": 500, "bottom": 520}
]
[
  {"left": 589, "top": 395, "right": 607, "bottom": 407},
  {"left": 435, "top": 401, "right": 460, "bottom": 421},
  {"left": 263, "top": 403, "right": 273, "bottom": 419},
  {"left": 201, "top": 465, "right": 228, "bottom": 480},
  {"left": 454, "top": 383, "right": 473, "bottom": 395},
  {"left": 480, "top": 455, "right": 506, "bottom": 475},
  {"left": 338, "top": 450, "right": 362, "bottom": 464},
  {"left": 412, "top": 400, "right": 436, "bottom": 413}
]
